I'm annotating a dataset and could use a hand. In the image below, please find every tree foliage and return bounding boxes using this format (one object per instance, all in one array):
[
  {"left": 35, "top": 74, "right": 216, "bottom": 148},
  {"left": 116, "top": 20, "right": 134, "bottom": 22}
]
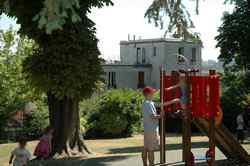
[
  {"left": 0, "top": 0, "right": 113, "bottom": 100},
  {"left": 0, "top": 0, "right": 113, "bottom": 34},
  {"left": 23, "top": 19, "right": 104, "bottom": 100},
  {"left": 0, "top": 28, "right": 38, "bottom": 132},
  {"left": 220, "top": 71, "right": 250, "bottom": 131},
  {"left": 0, "top": 0, "right": 113, "bottom": 154},
  {"left": 145, "top": 0, "right": 198, "bottom": 39},
  {"left": 0, "top": 1, "right": 113, "bottom": 100},
  {"left": 145, "top": 0, "right": 244, "bottom": 39},
  {"left": 216, "top": 0, "right": 250, "bottom": 69}
]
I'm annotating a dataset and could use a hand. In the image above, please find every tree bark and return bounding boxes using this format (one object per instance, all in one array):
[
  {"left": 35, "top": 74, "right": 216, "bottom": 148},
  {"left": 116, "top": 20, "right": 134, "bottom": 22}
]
[{"left": 47, "top": 92, "right": 91, "bottom": 156}]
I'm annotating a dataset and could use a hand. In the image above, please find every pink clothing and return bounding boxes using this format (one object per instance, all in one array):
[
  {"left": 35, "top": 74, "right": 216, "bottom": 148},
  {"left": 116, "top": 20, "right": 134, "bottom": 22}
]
[{"left": 34, "top": 135, "right": 52, "bottom": 158}]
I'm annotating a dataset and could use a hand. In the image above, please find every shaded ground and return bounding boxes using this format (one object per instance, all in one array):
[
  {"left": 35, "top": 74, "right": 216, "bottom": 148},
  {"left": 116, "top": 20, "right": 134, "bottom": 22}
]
[{"left": 1, "top": 135, "right": 250, "bottom": 166}]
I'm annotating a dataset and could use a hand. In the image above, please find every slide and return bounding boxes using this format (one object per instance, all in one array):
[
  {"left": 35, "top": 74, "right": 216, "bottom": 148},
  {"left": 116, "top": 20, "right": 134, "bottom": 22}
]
[{"left": 193, "top": 118, "right": 250, "bottom": 164}]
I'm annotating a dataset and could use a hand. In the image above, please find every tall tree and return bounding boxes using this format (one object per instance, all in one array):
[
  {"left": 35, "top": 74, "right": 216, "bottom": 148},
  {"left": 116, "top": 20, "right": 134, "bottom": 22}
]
[
  {"left": 216, "top": 0, "right": 250, "bottom": 70},
  {"left": 0, "top": 0, "right": 112, "bottom": 155}
]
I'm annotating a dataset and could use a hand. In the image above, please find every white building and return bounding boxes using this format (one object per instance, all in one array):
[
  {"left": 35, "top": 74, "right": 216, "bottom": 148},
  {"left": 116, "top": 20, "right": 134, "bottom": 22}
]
[{"left": 102, "top": 38, "right": 202, "bottom": 89}]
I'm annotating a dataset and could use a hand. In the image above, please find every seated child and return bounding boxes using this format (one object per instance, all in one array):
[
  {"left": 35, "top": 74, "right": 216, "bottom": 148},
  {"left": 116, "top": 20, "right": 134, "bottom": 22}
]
[
  {"left": 9, "top": 139, "right": 31, "bottom": 166},
  {"left": 34, "top": 126, "right": 54, "bottom": 160}
]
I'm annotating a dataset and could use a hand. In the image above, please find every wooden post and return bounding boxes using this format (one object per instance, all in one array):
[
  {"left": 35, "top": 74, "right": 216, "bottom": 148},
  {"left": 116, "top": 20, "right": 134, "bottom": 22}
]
[
  {"left": 171, "top": 71, "right": 180, "bottom": 112},
  {"left": 209, "top": 70, "right": 216, "bottom": 166},
  {"left": 182, "top": 72, "right": 192, "bottom": 165},
  {"left": 160, "top": 68, "right": 166, "bottom": 163}
]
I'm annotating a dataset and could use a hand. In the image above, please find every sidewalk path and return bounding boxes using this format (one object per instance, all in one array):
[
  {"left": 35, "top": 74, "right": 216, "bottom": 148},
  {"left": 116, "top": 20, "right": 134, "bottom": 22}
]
[{"left": 81, "top": 148, "right": 226, "bottom": 166}]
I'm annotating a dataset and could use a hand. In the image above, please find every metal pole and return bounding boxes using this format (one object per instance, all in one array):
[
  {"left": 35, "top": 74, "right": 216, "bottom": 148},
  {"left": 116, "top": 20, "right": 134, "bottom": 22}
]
[{"left": 160, "top": 67, "right": 166, "bottom": 163}]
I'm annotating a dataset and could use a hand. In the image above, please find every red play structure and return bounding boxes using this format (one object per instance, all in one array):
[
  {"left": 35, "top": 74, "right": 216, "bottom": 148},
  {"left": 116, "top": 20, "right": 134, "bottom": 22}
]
[
  {"left": 158, "top": 69, "right": 250, "bottom": 166},
  {"left": 159, "top": 70, "right": 221, "bottom": 166},
  {"left": 162, "top": 75, "right": 220, "bottom": 118}
]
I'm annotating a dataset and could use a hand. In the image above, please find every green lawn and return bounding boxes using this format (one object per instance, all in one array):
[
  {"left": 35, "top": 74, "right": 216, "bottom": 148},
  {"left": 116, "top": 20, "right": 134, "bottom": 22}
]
[
  {"left": 0, "top": 135, "right": 209, "bottom": 166},
  {"left": 2, "top": 135, "right": 249, "bottom": 166}
]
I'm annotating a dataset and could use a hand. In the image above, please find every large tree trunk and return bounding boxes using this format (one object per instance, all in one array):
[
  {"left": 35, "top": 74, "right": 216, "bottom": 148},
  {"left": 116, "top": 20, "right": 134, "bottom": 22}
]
[{"left": 47, "top": 92, "right": 91, "bottom": 156}]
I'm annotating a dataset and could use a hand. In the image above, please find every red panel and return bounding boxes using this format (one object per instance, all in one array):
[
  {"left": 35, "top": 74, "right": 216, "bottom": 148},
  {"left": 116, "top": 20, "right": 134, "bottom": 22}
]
[
  {"left": 162, "top": 75, "right": 182, "bottom": 112},
  {"left": 208, "top": 76, "right": 220, "bottom": 118},
  {"left": 161, "top": 75, "right": 220, "bottom": 117},
  {"left": 163, "top": 76, "right": 172, "bottom": 112},
  {"left": 199, "top": 77, "right": 205, "bottom": 117},
  {"left": 191, "top": 77, "right": 198, "bottom": 117}
]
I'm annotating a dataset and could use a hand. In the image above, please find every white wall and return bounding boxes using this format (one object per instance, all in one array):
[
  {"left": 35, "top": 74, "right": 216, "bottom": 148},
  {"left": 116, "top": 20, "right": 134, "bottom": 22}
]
[
  {"left": 119, "top": 40, "right": 202, "bottom": 88},
  {"left": 102, "top": 66, "right": 152, "bottom": 89}
]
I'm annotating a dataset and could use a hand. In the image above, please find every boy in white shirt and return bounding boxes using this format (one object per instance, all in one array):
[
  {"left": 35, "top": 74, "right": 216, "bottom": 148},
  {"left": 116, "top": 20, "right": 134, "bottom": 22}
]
[
  {"left": 142, "top": 86, "right": 179, "bottom": 166},
  {"left": 9, "top": 139, "right": 31, "bottom": 166}
]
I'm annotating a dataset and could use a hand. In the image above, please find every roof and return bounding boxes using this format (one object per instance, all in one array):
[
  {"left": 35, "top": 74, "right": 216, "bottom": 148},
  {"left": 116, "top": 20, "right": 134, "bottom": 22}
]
[
  {"left": 120, "top": 38, "right": 201, "bottom": 45},
  {"left": 102, "top": 64, "right": 152, "bottom": 71},
  {"left": 102, "top": 64, "right": 152, "bottom": 68}
]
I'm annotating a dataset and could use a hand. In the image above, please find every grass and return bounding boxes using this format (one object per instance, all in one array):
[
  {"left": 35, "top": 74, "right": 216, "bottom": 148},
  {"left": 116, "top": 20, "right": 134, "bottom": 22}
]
[
  {"left": 0, "top": 135, "right": 209, "bottom": 166},
  {"left": 1, "top": 135, "right": 249, "bottom": 166}
]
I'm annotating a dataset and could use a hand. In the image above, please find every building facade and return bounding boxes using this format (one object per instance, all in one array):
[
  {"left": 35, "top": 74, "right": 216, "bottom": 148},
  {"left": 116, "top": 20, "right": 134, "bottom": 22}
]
[{"left": 102, "top": 38, "right": 202, "bottom": 89}]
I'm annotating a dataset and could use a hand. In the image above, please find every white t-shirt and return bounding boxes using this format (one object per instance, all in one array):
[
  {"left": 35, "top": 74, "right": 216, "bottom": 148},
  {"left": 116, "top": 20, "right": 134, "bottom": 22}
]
[
  {"left": 11, "top": 147, "right": 31, "bottom": 166},
  {"left": 237, "top": 114, "right": 244, "bottom": 130},
  {"left": 142, "top": 100, "right": 159, "bottom": 133}
]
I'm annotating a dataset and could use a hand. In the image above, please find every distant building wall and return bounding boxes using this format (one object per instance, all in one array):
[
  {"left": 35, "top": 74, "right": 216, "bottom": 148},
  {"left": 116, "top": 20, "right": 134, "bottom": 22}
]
[
  {"left": 103, "top": 38, "right": 202, "bottom": 89},
  {"left": 102, "top": 64, "right": 152, "bottom": 89}
]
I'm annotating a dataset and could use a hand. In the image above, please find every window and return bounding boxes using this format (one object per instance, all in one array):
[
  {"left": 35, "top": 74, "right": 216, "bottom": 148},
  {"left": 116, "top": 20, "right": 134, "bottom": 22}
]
[
  {"left": 191, "top": 48, "right": 196, "bottom": 63},
  {"left": 142, "top": 48, "right": 146, "bottom": 64},
  {"left": 177, "top": 47, "right": 185, "bottom": 64},
  {"left": 153, "top": 47, "right": 157, "bottom": 56},
  {"left": 108, "top": 72, "right": 116, "bottom": 88},
  {"left": 136, "top": 48, "right": 141, "bottom": 64},
  {"left": 111, "top": 72, "right": 116, "bottom": 88},
  {"left": 178, "top": 47, "right": 184, "bottom": 55},
  {"left": 138, "top": 72, "right": 145, "bottom": 88}
]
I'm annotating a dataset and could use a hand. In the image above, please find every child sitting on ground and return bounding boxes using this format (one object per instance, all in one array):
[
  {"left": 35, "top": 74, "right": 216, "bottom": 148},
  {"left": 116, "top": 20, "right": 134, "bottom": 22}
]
[
  {"left": 9, "top": 139, "right": 31, "bottom": 166},
  {"left": 141, "top": 86, "right": 179, "bottom": 166},
  {"left": 34, "top": 126, "right": 54, "bottom": 160}
]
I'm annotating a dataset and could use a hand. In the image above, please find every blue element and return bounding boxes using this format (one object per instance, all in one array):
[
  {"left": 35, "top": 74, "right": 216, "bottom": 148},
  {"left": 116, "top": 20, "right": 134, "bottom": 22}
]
[{"left": 180, "top": 84, "right": 189, "bottom": 105}]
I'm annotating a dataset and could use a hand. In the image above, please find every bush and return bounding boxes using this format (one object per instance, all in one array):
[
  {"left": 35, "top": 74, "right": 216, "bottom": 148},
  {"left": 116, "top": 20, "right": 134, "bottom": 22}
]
[
  {"left": 83, "top": 89, "right": 143, "bottom": 138},
  {"left": 220, "top": 72, "right": 250, "bottom": 132},
  {"left": 22, "top": 101, "right": 49, "bottom": 140},
  {"left": 0, "top": 100, "right": 49, "bottom": 142},
  {"left": 79, "top": 97, "right": 100, "bottom": 134}
]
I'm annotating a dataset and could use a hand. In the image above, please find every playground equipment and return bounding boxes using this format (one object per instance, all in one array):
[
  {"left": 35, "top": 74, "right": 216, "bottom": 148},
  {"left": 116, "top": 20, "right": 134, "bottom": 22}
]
[{"left": 159, "top": 69, "right": 250, "bottom": 166}]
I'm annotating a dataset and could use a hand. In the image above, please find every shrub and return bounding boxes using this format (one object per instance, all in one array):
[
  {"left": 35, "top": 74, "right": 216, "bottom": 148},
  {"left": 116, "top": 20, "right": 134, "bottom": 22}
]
[
  {"left": 22, "top": 101, "right": 49, "bottom": 140},
  {"left": 220, "top": 72, "right": 250, "bottom": 132},
  {"left": 79, "top": 97, "right": 100, "bottom": 134},
  {"left": 84, "top": 89, "right": 143, "bottom": 138},
  {"left": 0, "top": 99, "right": 49, "bottom": 142}
]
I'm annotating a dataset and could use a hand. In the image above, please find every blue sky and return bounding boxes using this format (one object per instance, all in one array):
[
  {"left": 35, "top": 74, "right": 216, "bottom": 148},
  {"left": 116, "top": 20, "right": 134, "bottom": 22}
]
[{"left": 0, "top": 0, "right": 234, "bottom": 61}]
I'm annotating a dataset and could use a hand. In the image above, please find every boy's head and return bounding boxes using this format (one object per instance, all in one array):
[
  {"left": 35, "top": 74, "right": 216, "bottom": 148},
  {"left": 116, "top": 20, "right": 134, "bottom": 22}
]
[
  {"left": 143, "top": 86, "right": 157, "bottom": 100},
  {"left": 18, "top": 139, "right": 27, "bottom": 149}
]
